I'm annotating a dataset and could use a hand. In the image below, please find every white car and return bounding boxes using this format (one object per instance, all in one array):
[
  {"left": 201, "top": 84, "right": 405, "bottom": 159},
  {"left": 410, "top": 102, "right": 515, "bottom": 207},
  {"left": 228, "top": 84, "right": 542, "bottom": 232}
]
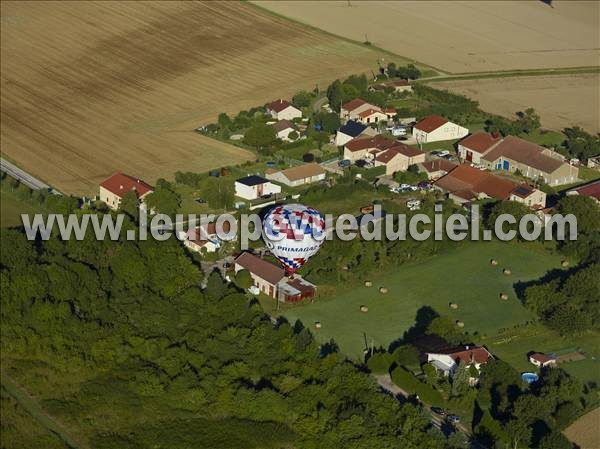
[
  {"left": 400, "top": 184, "right": 411, "bottom": 190},
  {"left": 439, "top": 150, "right": 450, "bottom": 157},
  {"left": 406, "top": 198, "right": 421, "bottom": 210}
]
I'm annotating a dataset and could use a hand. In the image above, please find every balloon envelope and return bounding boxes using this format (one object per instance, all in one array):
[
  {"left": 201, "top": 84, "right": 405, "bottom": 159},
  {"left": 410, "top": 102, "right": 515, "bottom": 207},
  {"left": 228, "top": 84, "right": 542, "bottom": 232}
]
[{"left": 262, "top": 204, "right": 326, "bottom": 275}]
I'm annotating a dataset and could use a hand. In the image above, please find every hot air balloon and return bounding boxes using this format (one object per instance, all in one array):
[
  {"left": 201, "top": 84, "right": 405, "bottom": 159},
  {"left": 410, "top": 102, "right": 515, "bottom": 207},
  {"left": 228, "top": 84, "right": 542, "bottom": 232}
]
[{"left": 262, "top": 204, "right": 326, "bottom": 276}]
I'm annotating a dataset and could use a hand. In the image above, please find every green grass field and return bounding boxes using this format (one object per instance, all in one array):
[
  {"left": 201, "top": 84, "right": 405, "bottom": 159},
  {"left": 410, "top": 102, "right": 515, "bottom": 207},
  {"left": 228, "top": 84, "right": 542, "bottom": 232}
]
[
  {"left": 277, "top": 241, "right": 563, "bottom": 359},
  {"left": 0, "top": 190, "right": 45, "bottom": 228},
  {"left": 487, "top": 325, "right": 600, "bottom": 385}
]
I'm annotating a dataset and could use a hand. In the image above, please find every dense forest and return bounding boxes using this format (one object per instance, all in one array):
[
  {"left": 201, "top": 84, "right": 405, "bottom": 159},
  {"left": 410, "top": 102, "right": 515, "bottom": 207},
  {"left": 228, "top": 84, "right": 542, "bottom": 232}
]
[{"left": 1, "top": 223, "right": 462, "bottom": 449}]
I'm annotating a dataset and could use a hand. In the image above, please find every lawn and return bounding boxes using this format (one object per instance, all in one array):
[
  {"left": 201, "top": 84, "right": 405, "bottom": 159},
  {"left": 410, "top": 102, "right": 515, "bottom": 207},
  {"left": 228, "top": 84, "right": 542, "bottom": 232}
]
[
  {"left": 277, "top": 241, "right": 563, "bottom": 359},
  {"left": 487, "top": 324, "right": 600, "bottom": 386},
  {"left": 0, "top": 190, "right": 45, "bottom": 228}
]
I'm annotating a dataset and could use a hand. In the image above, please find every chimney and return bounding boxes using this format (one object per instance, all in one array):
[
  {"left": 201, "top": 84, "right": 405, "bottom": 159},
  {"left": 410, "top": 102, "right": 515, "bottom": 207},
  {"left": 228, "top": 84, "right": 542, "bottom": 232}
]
[{"left": 119, "top": 185, "right": 123, "bottom": 190}]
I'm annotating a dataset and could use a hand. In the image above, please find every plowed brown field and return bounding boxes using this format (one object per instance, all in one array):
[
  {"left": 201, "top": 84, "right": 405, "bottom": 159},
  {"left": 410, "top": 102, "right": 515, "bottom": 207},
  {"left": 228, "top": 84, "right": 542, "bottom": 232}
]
[{"left": 1, "top": 1, "right": 385, "bottom": 194}]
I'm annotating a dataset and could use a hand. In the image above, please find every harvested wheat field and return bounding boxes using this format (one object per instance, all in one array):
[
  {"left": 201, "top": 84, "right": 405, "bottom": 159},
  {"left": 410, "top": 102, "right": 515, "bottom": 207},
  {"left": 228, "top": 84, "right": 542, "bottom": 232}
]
[
  {"left": 255, "top": 0, "right": 600, "bottom": 73},
  {"left": 434, "top": 74, "right": 600, "bottom": 133},
  {"left": 1, "top": 1, "right": 385, "bottom": 194},
  {"left": 564, "top": 407, "right": 600, "bottom": 449}
]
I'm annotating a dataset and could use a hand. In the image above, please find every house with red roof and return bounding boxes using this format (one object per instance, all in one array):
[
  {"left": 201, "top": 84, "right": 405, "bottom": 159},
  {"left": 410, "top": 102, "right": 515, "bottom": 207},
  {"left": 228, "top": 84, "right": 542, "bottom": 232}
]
[
  {"left": 427, "top": 345, "right": 492, "bottom": 378},
  {"left": 480, "top": 135, "right": 577, "bottom": 186},
  {"left": 458, "top": 131, "right": 502, "bottom": 164},
  {"left": 566, "top": 179, "right": 600, "bottom": 204},
  {"left": 374, "top": 144, "right": 425, "bottom": 175},
  {"left": 234, "top": 252, "right": 316, "bottom": 302},
  {"left": 341, "top": 99, "right": 384, "bottom": 124},
  {"left": 412, "top": 115, "right": 468, "bottom": 143},
  {"left": 417, "top": 159, "right": 458, "bottom": 180},
  {"left": 529, "top": 353, "right": 557, "bottom": 368},
  {"left": 433, "top": 164, "right": 546, "bottom": 208},
  {"left": 99, "top": 172, "right": 154, "bottom": 210},
  {"left": 266, "top": 99, "right": 302, "bottom": 121},
  {"left": 343, "top": 135, "right": 396, "bottom": 162}
]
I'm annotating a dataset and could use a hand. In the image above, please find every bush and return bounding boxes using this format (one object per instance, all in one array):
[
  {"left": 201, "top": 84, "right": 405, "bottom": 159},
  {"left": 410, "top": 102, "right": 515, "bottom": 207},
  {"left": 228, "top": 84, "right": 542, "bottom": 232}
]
[
  {"left": 366, "top": 352, "right": 392, "bottom": 374},
  {"left": 390, "top": 366, "right": 444, "bottom": 406}
]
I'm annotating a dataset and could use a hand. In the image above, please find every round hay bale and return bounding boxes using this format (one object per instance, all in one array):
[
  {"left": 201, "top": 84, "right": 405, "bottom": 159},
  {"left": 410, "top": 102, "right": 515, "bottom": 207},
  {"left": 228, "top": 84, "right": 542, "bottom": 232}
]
[
  {"left": 314, "top": 321, "right": 322, "bottom": 329},
  {"left": 456, "top": 320, "right": 465, "bottom": 328},
  {"left": 364, "top": 281, "right": 373, "bottom": 287},
  {"left": 561, "top": 260, "right": 569, "bottom": 268},
  {"left": 500, "top": 293, "right": 509, "bottom": 300},
  {"left": 503, "top": 268, "right": 512, "bottom": 276},
  {"left": 490, "top": 259, "right": 498, "bottom": 266},
  {"left": 449, "top": 302, "right": 459, "bottom": 310},
  {"left": 342, "top": 265, "right": 349, "bottom": 271},
  {"left": 360, "top": 305, "right": 369, "bottom": 313},
  {"left": 379, "top": 287, "right": 388, "bottom": 294}
]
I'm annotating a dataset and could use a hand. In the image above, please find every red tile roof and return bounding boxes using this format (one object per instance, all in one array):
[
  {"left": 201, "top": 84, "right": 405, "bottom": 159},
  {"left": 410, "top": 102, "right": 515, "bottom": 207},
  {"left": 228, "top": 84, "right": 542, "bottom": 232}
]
[
  {"left": 570, "top": 180, "right": 600, "bottom": 200},
  {"left": 345, "top": 135, "right": 395, "bottom": 152},
  {"left": 393, "top": 144, "right": 424, "bottom": 158},
  {"left": 530, "top": 353, "right": 555, "bottom": 364},
  {"left": 389, "top": 79, "right": 410, "bottom": 87},
  {"left": 358, "top": 108, "right": 382, "bottom": 118},
  {"left": 272, "top": 119, "right": 295, "bottom": 133},
  {"left": 459, "top": 131, "right": 501, "bottom": 154},
  {"left": 482, "top": 135, "right": 564, "bottom": 173},
  {"left": 235, "top": 252, "right": 285, "bottom": 285},
  {"left": 100, "top": 172, "right": 154, "bottom": 199},
  {"left": 267, "top": 99, "right": 294, "bottom": 113},
  {"left": 445, "top": 346, "right": 491, "bottom": 365},
  {"left": 342, "top": 98, "right": 368, "bottom": 112},
  {"left": 434, "top": 164, "right": 519, "bottom": 200},
  {"left": 414, "top": 115, "right": 448, "bottom": 133},
  {"left": 420, "top": 159, "right": 458, "bottom": 173}
]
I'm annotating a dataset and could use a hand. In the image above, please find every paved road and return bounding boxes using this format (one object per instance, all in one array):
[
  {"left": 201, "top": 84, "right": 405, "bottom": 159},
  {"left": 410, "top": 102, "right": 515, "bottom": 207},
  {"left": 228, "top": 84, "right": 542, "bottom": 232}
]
[
  {"left": 373, "top": 373, "right": 488, "bottom": 449},
  {"left": 0, "top": 157, "right": 59, "bottom": 193}
]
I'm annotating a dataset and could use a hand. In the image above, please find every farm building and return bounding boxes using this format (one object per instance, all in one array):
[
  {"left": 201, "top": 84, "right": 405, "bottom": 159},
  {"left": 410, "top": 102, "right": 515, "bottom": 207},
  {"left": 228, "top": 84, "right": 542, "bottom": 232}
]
[
  {"left": 373, "top": 144, "right": 425, "bottom": 175},
  {"left": 266, "top": 99, "right": 302, "bottom": 121},
  {"left": 369, "top": 79, "right": 412, "bottom": 94},
  {"left": 427, "top": 345, "right": 492, "bottom": 378},
  {"left": 529, "top": 353, "right": 557, "bottom": 368},
  {"left": 99, "top": 172, "right": 154, "bottom": 211},
  {"left": 480, "top": 136, "right": 578, "bottom": 186},
  {"left": 566, "top": 179, "right": 600, "bottom": 203},
  {"left": 412, "top": 115, "right": 468, "bottom": 143},
  {"left": 417, "top": 159, "right": 458, "bottom": 180},
  {"left": 272, "top": 119, "right": 297, "bottom": 141},
  {"left": 234, "top": 252, "right": 317, "bottom": 302},
  {"left": 457, "top": 131, "right": 502, "bottom": 164},
  {"left": 433, "top": 164, "right": 546, "bottom": 208},
  {"left": 335, "top": 120, "right": 374, "bottom": 146},
  {"left": 265, "top": 163, "right": 326, "bottom": 187},
  {"left": 234, "top": 175, "right": 281, "bottom": 200}
]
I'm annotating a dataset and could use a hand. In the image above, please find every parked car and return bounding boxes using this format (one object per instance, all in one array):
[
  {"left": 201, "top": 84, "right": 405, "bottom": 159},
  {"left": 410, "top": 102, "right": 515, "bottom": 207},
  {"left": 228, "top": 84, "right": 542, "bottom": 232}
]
[
  {"left": 447, "top": 415, "right": 460, "bottom": 425},
  {"left": 430, "top": 407, "right": 446, "bottom": 416},
  {"left": 418, "top": 181, "right": 431, "bottom": 190},
  {"left": 439, "top": 150, "right": 450, "bottom": 157},
  {"left": 400, "top": 183, "right": 411, "bottom": 190},
  {"left": 338, "top": 159, "right": 351, "bottom": 168},
  {"left": 391, "top": 127, "right": 407, "bottom": 137},
  {"left": 442, "top": 154, "right": 456, "bottom": 161},
  {"left": 430, "top": 150, "right": 442, "bottom": 157}
]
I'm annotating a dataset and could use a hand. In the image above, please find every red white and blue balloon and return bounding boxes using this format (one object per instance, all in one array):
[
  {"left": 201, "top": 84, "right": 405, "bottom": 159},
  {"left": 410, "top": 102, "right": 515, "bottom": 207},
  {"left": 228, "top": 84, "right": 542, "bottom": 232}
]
[{"left": 262, "top": 204, "right": 326, "bottom": 275}]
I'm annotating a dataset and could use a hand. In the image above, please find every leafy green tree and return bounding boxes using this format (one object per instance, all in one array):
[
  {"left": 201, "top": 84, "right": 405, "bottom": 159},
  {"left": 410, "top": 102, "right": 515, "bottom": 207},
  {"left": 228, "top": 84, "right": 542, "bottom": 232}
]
[
  {"left": 204, "top": 270, "right": 226, "bottom": 300},
  {"left": 119, "top": 190, "right": 139, "bottom": 222},
  {"left": 234, "top": 270, "right": 253, "bottom": 290},
  {"left": 538, "top": 431, "right": 573, "bottom": 449},
  {"left": 244, "top": 123, "right": 276, "bottom": 153},
  {"left": 326, "top": 79, "right": 344, "bottom": 112},
  {"left": 292, "top": 91, "right": 311, "bottom": 108},
  {"left": 144, "top": 179, "right": 181, "bottom": 216}
]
